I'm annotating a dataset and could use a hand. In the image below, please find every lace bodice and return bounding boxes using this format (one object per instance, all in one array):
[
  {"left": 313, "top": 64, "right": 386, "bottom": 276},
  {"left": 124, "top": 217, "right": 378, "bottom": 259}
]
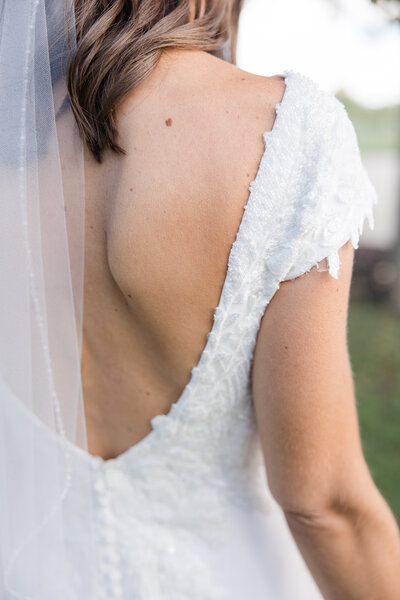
[{"left": 7, "top": 68, "right": 378, "bottom": 600}]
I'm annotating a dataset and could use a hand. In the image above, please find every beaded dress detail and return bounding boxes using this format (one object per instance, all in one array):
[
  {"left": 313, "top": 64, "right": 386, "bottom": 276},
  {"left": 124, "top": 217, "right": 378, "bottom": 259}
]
[{"left": 11, "top": 69, "right": 378, "bottom": 600}]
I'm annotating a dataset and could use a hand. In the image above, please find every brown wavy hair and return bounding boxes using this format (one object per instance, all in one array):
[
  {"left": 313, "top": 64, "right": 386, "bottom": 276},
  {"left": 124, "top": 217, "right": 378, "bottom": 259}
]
[{"left": 67, "top": 0, "right": 243, "bottom": 163}]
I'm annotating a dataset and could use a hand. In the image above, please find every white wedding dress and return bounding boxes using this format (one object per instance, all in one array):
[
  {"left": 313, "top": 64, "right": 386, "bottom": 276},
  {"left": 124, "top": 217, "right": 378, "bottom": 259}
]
[{"left": 6, "top": 69, "right": 378, "bottom": 599}]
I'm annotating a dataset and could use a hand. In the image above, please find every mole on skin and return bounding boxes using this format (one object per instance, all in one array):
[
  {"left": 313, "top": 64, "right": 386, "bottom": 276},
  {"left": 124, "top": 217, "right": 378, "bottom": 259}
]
[{"left": 165, "top": 118, "right": 173, "bottom": 127}]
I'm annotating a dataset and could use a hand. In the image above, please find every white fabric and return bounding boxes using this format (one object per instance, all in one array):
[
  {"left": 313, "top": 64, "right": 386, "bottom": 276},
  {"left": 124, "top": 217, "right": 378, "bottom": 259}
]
[{"left": 4, "top": 69, "right": 378, "bottom": 599}]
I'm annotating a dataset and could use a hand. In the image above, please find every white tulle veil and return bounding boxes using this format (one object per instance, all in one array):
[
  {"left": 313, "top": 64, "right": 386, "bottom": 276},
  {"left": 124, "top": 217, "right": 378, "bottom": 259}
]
[{"left": 0, "top": 1, "right": 94, "bottom": 597}]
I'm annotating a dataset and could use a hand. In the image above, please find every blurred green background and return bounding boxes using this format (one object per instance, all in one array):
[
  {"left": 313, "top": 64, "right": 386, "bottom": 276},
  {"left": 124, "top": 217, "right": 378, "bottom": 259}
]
[
  {"left": 348, "top": 299, "right": 400, "bottom": 523},
  {"left": 343, "top": 90, "right": 400, "bottom": 524}
]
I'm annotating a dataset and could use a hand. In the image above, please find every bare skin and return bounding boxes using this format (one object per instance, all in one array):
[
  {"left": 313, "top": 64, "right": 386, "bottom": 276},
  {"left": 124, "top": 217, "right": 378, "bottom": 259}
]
[{"left": 82, "top": 48, "right": 286, "bottom": 459}]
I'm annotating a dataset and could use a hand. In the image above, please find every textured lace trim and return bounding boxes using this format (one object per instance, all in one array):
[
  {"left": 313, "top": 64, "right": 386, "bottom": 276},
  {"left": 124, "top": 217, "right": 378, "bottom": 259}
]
[{"left": 281, "top": 82, "right": 378, "bottom": 281}]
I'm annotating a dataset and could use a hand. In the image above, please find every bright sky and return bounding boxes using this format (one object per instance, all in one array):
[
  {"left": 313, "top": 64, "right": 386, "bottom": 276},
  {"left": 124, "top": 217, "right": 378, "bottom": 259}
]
[{"left": 236, "top": 0, "right": 400, "bottom": 108}]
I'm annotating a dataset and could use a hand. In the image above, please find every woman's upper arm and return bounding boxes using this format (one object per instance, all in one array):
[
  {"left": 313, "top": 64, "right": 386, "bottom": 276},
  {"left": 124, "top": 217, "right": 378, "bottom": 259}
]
[{"left": 251, "top": 240, "right": 375, "bottom": 516}]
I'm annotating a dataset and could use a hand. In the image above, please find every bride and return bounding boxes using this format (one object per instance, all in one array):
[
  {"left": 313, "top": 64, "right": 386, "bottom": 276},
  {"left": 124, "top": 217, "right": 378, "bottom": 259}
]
[{"left": 0, "top": 1, "right": 399, "bottom": 598}]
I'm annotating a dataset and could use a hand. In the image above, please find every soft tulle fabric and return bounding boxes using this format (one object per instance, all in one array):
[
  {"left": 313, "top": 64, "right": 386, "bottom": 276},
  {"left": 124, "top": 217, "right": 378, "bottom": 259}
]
[
  {"left": 7, "top": 69, "right": 377, "bottom": 599},
  {"left": 0, "top": 2, "right": 91, "bottom": 598}
]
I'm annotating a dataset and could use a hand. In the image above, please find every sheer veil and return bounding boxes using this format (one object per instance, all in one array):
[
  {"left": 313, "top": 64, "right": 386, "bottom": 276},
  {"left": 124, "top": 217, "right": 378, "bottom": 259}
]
[{"left": 0, "top": 1, "right": 94, "bottom": 597}]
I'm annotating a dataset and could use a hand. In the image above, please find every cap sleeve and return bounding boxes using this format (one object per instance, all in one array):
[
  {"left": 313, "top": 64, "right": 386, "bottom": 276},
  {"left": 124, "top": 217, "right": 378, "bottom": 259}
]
[{"left": 282, "top": 93, "right": 378, "bottom": 282}]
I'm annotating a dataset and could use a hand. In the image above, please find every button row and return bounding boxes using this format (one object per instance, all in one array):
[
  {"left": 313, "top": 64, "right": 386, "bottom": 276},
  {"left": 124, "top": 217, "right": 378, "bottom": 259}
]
[{"left": 91, "top": 459, "right": 124, "bottom": 600}]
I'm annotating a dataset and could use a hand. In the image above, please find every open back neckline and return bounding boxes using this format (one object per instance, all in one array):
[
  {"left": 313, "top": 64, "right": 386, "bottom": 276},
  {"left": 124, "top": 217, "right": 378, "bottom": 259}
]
[{"left": 45, "top": 69, "right": 298, "bottom": 466}]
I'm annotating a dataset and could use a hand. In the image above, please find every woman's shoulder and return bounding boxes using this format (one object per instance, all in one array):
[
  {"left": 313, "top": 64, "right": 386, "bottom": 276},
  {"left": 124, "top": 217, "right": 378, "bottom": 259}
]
[
  {"left": 112, "top": 51, "right": 291, "bottom": 221},
  {"left": 115, "top": 49, "right": 288, "bottom": 153}
]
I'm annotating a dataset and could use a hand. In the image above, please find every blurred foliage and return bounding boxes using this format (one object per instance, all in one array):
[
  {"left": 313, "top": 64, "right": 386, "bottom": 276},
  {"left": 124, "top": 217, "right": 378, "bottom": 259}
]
[
  {"left": 348, "top": 299, "right": 400, "bottom": 523},
  {"left": 370, "top": 0, "right": 400, "bottom": 22},
  {"left": 336, "top": 91, "right": 400, "bottom": 152}
]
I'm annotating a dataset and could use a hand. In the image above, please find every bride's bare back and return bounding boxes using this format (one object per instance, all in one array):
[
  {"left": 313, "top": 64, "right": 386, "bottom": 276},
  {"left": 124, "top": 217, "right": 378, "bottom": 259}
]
[{"left": 82, "top": 48, "right": 286, "bottom": 459}]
